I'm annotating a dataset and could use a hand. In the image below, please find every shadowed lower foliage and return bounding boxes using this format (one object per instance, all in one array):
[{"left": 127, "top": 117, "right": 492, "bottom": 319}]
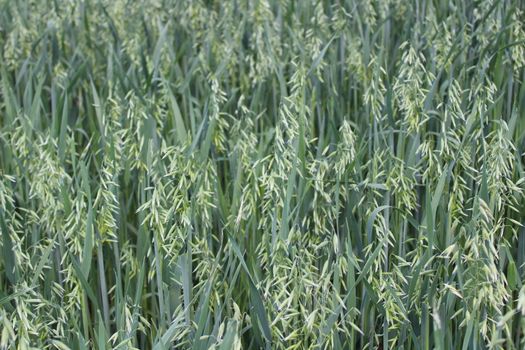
[{"left": 0, "top": 0, "right": 525, "bottom": 349}]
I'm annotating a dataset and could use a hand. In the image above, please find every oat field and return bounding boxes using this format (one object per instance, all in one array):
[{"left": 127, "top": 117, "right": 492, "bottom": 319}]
[{"left": 0, "top": 0, "right": 525, "bottom": 349}]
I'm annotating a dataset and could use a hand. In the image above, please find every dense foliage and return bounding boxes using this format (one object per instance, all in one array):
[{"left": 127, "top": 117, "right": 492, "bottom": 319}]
[{"left": 1, "top": 0, "right": 525, "bottom": 349}]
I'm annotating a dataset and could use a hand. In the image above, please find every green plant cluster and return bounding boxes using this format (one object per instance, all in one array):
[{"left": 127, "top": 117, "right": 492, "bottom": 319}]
[{"left": 0, "top": 0, "right": 524, "bottom": 349}]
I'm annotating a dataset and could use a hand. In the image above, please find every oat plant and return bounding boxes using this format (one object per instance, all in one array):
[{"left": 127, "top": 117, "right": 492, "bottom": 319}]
[{"left": 1, "top": 0, "right": 524, "bottom": 349}]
